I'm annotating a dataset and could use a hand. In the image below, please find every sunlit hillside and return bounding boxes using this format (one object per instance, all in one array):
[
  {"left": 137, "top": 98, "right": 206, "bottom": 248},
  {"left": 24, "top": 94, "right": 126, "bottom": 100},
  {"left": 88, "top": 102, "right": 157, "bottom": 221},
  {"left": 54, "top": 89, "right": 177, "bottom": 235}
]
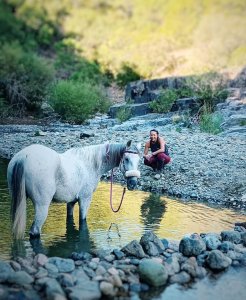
[{"left": 13, "top": 0, "right": 246, "bottom": 78}]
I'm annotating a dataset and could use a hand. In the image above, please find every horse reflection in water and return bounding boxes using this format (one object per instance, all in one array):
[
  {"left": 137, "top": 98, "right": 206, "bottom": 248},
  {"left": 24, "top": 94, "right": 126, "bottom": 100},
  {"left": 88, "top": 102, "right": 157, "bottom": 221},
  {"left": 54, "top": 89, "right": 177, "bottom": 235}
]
[
  {"left": 7, "top": 140, "right": 141, "bottom": 239},
  {"left": 141, "top": 193, "right": 166, "bottom": 231},
  {"left": 30, "top": 215, "right": 94, "bottom": 258},
  {"left": 11, "top": 214, "right": 94, "bottom": 258}
]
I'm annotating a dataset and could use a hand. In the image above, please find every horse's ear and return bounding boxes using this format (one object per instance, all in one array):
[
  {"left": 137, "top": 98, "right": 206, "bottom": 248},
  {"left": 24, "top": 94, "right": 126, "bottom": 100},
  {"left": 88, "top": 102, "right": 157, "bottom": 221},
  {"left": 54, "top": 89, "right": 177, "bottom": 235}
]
[
  {"left": 136, "top": 142, "right": 141, "bottom": 151},
  {"left": 126, "top": 140, "right": 132, "bottom": 148}
]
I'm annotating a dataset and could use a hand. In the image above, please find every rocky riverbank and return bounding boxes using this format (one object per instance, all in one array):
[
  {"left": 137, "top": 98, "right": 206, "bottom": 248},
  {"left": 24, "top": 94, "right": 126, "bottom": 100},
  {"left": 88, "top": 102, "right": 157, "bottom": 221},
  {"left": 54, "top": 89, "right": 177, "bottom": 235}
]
[
  {"left": 0, "top": 226, "right": 246, "bottom": 299},
  {"left": 0, "top": 109, "right": 245, "bottom": 210}
]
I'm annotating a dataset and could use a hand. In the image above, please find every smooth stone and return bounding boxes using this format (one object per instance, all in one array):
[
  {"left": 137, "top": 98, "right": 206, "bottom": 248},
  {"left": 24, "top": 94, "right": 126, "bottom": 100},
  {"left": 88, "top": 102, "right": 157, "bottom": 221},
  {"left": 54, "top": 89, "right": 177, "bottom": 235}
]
[
  {"left": 221, "top": 231, "right": 241, "bottom": 244},
  {"left": 203, "top": 233, "right": 221, "bottom": 250},
  {"left": 0, "top": 261, "right": 14, "bottom": 283},
  {"left": 48, "top": 257, "right": 75, "bottom": 273},
  {"left": 69, "top": 281, "right": 101, "bottom": 300},
  {"left": 163, "top": 256, "right": 180, "bottom": 276},
  {"left": 122, "top": 240, "right": 146, "bottom": 258},
  {"left": 138, "top": 259, "right": 168, "bottom": 287},
  {"left": 113, "top": 249, "right": 125, "bottom": 260},
  {"left": 140, "top": 231, "right": 165, "bottom": 256},
  {"left": 219, "top": 241, "right": 235, "bottom": 253},
  {"left": 8, "top": 270, "right": 34, "bottom": 285},
  {"left": 35, "top": 267, "right": 48, "bottom": 279},
  {"left": 100, "top": 281, "right": 116, "bottom": 297},
  {"left": 34, "top": 253, "right": 49, "bottom": 267},
  {"left": 206, "top": 250, "right": 232, "bottom": 270},
  {"left": 45, "top": 278, "right": 65, "bottom": 298},
  {"left": 179, "top": 234, "right": 206, "bottom": 256},
  {"left": 169, "top": 271, "right": 191, "bottom": 284}
]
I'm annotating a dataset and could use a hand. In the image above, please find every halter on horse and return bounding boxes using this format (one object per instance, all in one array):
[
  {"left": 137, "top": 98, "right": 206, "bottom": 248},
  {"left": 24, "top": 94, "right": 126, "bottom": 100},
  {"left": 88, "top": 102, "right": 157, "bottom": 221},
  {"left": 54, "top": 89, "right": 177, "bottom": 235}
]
[{"left": 109, "top": 144, "right": 141, "bottom": 212}]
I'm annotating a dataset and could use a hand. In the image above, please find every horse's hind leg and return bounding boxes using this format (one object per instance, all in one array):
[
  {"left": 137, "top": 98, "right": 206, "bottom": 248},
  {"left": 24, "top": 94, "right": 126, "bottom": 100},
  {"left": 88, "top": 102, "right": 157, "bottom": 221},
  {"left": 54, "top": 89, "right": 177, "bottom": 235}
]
[
  {"left": 30, "top": 201, "right": 51, "bottom": 239},
  {"left": 78, "top": 194, "right": 93, "bottom": 224},
  {"left": 67, "top": 199, "right": 78, "bottom": 220}
]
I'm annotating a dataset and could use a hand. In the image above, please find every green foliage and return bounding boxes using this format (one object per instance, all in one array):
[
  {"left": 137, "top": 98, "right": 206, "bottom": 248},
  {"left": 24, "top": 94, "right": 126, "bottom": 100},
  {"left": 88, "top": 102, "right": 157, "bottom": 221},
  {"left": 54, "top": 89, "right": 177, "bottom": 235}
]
[
  {"left": 240, "top": 120, "right": 246, "bottom": 126},
  {"left": 0, "top": 1, "right": 26, "bottom": 44},
  {"left": 0, "top": 42, "right": 55, "bottom": 114},
  {"left": 149, "top": 89, "right": 178, "bottom": 113},
  {"left": 199, "top": 112, "right": 224, "bottom": 134},
  {"left": 186, "top": 73, "right": 228, "bottom": 113},
  {"left": 116, "top": 64, "right": 141, "bottom": 88},
  {"left": 49, "top": 80, "right": 110, "bottom": 124},
  {"left": 2, "top": 0, "right": 246, "bottom": 80},
  {"left": 116, "top": 105, "right": 132, "bottom": 123},
  {"left": 54, "top": 41, "right": 111, "bottom": 86}
]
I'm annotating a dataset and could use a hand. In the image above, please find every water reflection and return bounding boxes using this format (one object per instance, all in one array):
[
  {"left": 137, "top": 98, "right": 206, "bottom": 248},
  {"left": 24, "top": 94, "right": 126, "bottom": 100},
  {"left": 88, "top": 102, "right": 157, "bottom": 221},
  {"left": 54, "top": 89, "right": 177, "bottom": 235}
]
[
  {"left": 141, "top": 193, "right": 166, "bottom": 231},
  {"left": 0, "top": 158, "right": 246, "bottom": 260},
  {"left": 33, "top": 217, "right": 95, "bottom": 257},
  {"left": 10, "top": 216, "right": 95, "bottom": 258}
]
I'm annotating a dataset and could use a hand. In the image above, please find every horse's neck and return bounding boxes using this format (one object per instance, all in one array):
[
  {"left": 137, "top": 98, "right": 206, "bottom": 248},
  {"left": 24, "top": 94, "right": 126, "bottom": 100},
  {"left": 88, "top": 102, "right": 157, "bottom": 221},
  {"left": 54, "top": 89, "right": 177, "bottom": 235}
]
[
  {"left": 67, "top": 143, "right": 124, "bottom": 176},
  {"left": 101, "top": 143, "right": 125, "bottom": 174}
]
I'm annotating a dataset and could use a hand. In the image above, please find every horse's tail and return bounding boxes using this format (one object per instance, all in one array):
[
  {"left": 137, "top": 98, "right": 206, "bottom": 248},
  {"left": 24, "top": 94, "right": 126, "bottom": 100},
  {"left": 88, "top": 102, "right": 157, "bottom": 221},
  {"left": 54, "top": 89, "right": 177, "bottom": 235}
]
[{"left": 9, "top": 160, "right": 26, "bottom": 239}]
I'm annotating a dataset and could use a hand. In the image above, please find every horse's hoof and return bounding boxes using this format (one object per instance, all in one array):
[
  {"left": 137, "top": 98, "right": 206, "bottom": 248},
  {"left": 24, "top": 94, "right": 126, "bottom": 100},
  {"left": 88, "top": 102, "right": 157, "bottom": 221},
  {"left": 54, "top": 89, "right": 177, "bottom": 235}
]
[{"left": 29, "top": 232, "right": 41, "bottom": 239}]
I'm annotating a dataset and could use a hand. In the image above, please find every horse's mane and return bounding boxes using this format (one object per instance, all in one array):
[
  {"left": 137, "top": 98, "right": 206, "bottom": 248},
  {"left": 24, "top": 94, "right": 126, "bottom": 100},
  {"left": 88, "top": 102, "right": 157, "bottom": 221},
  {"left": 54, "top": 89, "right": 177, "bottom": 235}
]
[{"left": 66, "top": 143, "right": 126, "bottom": 171}]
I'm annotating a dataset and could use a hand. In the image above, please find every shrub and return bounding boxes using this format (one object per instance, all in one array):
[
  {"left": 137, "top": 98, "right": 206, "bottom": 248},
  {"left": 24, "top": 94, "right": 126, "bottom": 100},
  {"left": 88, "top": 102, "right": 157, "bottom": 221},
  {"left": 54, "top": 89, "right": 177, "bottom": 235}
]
[
  {"left": 149, "top": 89, "right": 178, "bottom": 113},
  {"left": 0, "top": 42, "right": 54, "bottom": 114},
  {"left": 49, "top": 80, "right": 110, "bottom": 124},
  {"left": 116, "top": 105, "right": 132, "bottom": 123},
  {"left": 199, "top": 112, "right": 223, "bottom": 135}
]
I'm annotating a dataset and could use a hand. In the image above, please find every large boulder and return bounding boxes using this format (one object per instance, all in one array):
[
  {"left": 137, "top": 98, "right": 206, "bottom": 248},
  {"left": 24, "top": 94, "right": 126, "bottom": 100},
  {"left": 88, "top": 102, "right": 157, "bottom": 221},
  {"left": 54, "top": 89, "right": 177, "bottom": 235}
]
[
  {"left": 203, "top": 233, "right": 221, "bottom": 250},
  {"left": 206, "top": 250, "right": 232, "bottom": 270},
  {"left": 121, "top": 240, "right": 146, "bottom": 258},
  {"left": 138, "top": 259, "right": 168, "bottom": 287},
  {"left": 0, "top": 261, "right": 14, "bottom": 283},
  {"left": 221, "top": 231, "right": 241, "bottom": 244},
  {"left": 179, "top": 234, "right": 206, "bottom": 256},
  {"left": 140, "top": 231, "right": 165, "bottom": 256},
  {"left": 48, "top": 257, "right": 75, "bottom": 273}
]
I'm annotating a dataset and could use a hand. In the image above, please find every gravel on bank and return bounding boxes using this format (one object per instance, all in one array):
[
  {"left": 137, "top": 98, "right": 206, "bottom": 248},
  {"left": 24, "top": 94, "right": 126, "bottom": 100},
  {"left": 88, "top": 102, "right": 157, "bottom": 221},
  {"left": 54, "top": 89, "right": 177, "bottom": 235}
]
[{"left": 0, "top": 112, "right": 245, "bottom": 210}]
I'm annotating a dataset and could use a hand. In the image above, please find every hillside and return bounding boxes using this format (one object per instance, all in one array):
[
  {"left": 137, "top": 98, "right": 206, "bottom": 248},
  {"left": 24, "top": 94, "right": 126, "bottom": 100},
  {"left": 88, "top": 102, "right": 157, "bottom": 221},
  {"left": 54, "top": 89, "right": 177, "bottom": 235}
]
[{"left": 0, "top": 0, "right": 245, "bottom": 122}]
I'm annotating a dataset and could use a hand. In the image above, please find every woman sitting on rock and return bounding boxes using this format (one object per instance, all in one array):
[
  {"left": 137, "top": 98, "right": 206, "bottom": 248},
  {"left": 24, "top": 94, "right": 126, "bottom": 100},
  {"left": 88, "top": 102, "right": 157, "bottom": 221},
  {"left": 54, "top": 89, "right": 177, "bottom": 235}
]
[{"left": 143, "top": 129, "right": 171, "bottom": 171}]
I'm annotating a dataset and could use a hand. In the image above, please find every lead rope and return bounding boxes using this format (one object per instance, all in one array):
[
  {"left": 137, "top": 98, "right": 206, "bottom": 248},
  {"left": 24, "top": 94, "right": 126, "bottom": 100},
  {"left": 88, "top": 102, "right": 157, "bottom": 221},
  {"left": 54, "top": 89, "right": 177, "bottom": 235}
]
[{"left": 110, "top": 168, "right": 126, "bottom": 213}]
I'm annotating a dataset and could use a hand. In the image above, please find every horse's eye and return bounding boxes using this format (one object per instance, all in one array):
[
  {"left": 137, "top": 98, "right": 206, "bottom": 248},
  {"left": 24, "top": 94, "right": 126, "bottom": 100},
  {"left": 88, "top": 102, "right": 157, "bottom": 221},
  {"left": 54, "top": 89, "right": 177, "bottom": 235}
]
[{"left": 125, "top": 157, "right": 129, "bottom": 162}]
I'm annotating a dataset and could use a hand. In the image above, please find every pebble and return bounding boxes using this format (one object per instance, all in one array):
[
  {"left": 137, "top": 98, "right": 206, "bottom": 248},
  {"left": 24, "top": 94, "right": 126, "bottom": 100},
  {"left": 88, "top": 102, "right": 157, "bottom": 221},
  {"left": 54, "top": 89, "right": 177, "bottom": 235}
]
[
  {"left": 0, "top": 110, "right": 245, "bottom": 210},
  {"left": 0, "top": 225, "right": 245, "bottom": 298}
]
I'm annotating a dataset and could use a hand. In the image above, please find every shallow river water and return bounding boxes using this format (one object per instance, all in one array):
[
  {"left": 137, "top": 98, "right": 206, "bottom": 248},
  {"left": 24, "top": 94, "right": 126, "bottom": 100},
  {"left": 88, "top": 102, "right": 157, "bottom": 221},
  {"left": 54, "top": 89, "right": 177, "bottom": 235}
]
[{"left": 0, "top": 158, "right": 246, "bottom": 300}]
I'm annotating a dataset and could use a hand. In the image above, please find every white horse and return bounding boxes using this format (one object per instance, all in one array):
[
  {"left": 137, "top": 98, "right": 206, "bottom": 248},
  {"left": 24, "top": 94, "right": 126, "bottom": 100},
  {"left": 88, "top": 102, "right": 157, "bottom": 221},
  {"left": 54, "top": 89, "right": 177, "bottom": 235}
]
[{"left": 7, "top": 140, "right": 141, "bottom": 239}]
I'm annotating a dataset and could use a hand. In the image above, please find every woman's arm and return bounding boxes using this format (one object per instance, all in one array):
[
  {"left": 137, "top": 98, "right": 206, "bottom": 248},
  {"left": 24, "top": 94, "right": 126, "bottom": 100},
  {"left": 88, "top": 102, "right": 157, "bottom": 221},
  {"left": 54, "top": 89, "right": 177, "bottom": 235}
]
[
  {"left": 143, "top": 141, "right": 150, "bottom": 157},
  {"left": 152, "top": 137, "right": 165, "bottom": 155}
]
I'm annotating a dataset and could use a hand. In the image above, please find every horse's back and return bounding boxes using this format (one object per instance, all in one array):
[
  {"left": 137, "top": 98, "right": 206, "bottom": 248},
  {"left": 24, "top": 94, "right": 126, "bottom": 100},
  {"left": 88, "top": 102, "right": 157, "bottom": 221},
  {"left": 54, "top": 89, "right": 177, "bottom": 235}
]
[{"left": 7, "top": 144, "right": 60, "bottom": 189}]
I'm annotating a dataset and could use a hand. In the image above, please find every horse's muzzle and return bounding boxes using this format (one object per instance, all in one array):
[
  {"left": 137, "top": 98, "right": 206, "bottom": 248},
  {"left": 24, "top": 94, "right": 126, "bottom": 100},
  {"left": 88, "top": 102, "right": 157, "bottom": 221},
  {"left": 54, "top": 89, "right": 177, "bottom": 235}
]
[{"left": 127, "top": 177, "right": 138, "bottom": 190}]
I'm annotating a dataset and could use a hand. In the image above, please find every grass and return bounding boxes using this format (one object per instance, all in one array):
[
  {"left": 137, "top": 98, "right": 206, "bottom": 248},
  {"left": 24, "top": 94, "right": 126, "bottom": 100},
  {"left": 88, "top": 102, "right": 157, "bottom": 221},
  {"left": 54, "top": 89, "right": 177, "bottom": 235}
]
[{"left": 199, "top": 112, "right": 224, "bottom": 134}]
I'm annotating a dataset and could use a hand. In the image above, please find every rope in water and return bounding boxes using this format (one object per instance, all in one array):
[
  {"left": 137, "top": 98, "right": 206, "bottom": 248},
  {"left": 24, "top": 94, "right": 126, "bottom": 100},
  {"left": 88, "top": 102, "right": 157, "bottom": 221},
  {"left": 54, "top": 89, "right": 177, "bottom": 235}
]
[{"left": 110, "top": 168, "right": 126, "bottom": 213}]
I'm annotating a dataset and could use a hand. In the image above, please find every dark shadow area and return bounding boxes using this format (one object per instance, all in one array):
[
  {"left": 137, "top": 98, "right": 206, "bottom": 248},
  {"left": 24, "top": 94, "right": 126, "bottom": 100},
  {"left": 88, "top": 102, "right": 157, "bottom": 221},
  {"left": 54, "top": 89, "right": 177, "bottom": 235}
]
[{"left": 140, "top": 193, "right": 166, "bottom": 231}]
